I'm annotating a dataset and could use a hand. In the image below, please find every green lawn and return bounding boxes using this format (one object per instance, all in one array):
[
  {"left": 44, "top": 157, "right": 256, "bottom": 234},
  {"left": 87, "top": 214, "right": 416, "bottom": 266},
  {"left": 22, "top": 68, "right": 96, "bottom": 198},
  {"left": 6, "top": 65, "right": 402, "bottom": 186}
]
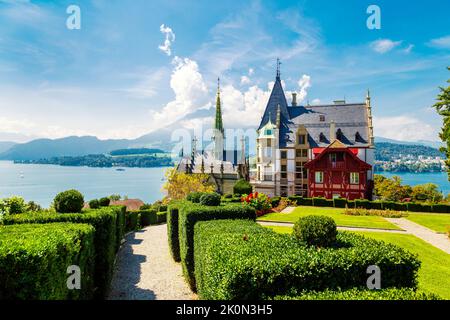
[
  {"left": 406, "top": 213, "right": 450, "bottom": 233},
  {"left": 265, "top": 225, "right": 450, "bottom": 299},
  {"left": 258, "top": 206, "right": 402, "bottom": 230}
]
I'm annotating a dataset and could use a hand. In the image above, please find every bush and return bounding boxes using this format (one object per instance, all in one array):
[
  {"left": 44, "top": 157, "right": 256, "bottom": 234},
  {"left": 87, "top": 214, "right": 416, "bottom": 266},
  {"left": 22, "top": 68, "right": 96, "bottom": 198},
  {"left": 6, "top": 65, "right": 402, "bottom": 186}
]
[
  {"left": 157, "top": 211, "right": 167, "bottom": 224},
  {"left": 432, "top": 204, "right": 450, "bottom": 213},
  {"left": 139, "top": 209, "right": 157, "bottom": 227},
  {"left": 194, "top": 220, "right": 420, "bottom": 300},
  {"left": 273, "top": 288, "right": 440, "bottom": 300},
  {"left": 288, "top": 195, "right": 302, "bottom": 204},
  {"left": 167, "top": 202, "right": 181, "bottom": 262},
  {"left": 89, "top": 199, "right": 100, "bottom": 209},
  {"left": 233, "top": 179, "right": 253, "bottom": 196},
  {"left": 343, "top": 208, "right": 407, "bottom": 218},
  {"left": 53, "top": 189, "right": 84, "bottom": 213},
  {"left": 312, "top": 197, "right": 333, "bottom": 207},
  {"left": 368, "top": 201, "right": 383, "bottom": 210},
  {"left": 0, "top": 223, "right": 95, "bottom": 300},
  {"left": 346, "top": 200, "right": 355, "bottom": 209},
  {"left": 1, "top": 208, "right": 118, "bottom": 299},
  {"left": 186, "top": 192, "right": 205, "bottom": 203},
  {"left": 298, "top": 197, "right": 313, "bottom": 206},
  {"left": 140, "top": 203, "right": 153, "bottom": 210},
  {"left": 293, "top": 215, "right": 337, "bottom": 247},
  {"left": 199, "top": 192, "right": 221, "bottom": 206},
  {"left": 178, "top": 202, "right": 256, "bottom": 290},
  {"left": 99, "top": 197, "right": 111, "bottom": 207},
  {"left": 408, "top": 202, "right": 431, "bottom": 212},
  {"left": 159, "top": 205, "right": 168, "bottom": 212},
  {"left": 270, "top": 196, "right": 281, "bottom": 208},
  {"left": 126, "top": 211, "right": 139, "bottom": 231},
  {"left": 113, "top": 205, "right": 126, "bottom": 252},
  {"left": 333, "top": 198, "right": 347, "bottom": 208},
  {"left": 0, "top": 196, "right": 28, "bottom": 215},
  {"left": 224, "top": 193, "right": 233, "bottom": 199},
  {"left": 355, "top": 199, "right": 371, "bottom": 209}
]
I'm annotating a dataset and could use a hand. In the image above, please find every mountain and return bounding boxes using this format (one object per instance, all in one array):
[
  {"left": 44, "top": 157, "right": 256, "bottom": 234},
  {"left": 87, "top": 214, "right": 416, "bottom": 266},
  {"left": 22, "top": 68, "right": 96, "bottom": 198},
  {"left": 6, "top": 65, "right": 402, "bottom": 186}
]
[
  {"left": 0, "top": 141, "right": 16, "bottom": 154},
  {"left": 375, "top": 142, "right": 443, "bottom": 161},
  {"left": 0, "top": 136, "right": 133, "bottom": 161},
  {"left": 375, "top": 136, "right": 443, "bottom": 149}
]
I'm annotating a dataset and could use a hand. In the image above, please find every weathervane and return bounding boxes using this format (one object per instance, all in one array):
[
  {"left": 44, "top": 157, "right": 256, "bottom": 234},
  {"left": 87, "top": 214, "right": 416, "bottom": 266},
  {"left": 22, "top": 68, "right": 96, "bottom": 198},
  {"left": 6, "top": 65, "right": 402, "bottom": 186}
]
[{"left": 276, "top": 58, "right": 281, "bottom": 78}]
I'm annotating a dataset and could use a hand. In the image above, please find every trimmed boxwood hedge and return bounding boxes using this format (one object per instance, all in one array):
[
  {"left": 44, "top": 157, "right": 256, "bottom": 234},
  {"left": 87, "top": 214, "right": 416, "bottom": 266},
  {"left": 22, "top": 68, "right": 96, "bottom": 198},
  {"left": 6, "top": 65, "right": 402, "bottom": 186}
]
[
  {"left": 113, "top": 206, "right": 126, "bottom": 252},
  {"left": 157, "top": 211, "right": 167, "bottom": 224},
  {"left": 432, "top": 204, "right": 450, "bottom": 213},
  {"left": 177, "top": 202, "right": 256, "bottom": 291},
  {"left": 272, "top": 288, "right": 440, "bottom": 300},
  {"left": 138, "top": 209, "right": 157, "bottom": 227},
  {"left": 1, "top": 207, "right": 119, "bottom": 299},
  {"left": 312, "top": 197, "right": 334, "bottom": 207},
  {"left": 126, "top": 211, "right": 139, "bottom": 232},
  {"left": 194, "top": 219, "right": 420, "bottom": 300},
  {"left": 167, "top": 202, "right": 181, "bottom": 262},
  {"left": 368, "top": 201, "right": 383, "bottom": 210},
  {"left": 408, "top": 203, "right": 431, "bottom": 212},
  {"left": 355, "top": 199, "right": 371, "bottom": 209},
  {"left": 0, "top": 222, "right": 95, "bottom": 300},
  {"left": 333, "top": 198, "right": 347, "bottom": 208},
  {"left": 298, "top": 197, "right": 313, "bottom": 206}
]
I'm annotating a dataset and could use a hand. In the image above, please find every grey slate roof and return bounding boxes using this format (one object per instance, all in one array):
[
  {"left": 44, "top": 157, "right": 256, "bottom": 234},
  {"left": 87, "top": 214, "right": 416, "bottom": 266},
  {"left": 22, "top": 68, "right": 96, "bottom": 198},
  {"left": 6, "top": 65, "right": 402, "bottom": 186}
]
[{"left": 259, "top": 76, "right": 370, "bottom": 148}]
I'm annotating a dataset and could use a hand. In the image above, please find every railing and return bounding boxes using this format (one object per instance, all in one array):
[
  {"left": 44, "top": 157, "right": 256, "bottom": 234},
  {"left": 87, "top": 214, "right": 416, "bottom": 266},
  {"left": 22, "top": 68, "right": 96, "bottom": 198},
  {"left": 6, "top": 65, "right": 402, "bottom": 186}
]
[
  {"left": 329, "top": 161, "right": 345, "bottom": 169},
  {"left": 263, "top": 174, "right": 273, "bottom": 181}
]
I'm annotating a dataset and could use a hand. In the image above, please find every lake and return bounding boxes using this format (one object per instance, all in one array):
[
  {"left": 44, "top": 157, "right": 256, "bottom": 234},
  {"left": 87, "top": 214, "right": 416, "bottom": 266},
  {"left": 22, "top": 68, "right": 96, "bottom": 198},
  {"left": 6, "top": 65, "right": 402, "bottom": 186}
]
[
  {"left": 379, "top": 171, "right": 450, "bottom": 195},
  {"left": 0, "top": 161, "right": 168, "bottom": 207}
]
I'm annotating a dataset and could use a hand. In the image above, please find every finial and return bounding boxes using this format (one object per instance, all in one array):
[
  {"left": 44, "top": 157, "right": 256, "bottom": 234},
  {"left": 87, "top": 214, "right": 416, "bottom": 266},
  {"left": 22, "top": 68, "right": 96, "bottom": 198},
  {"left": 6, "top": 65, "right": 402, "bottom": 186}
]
[
  {"left": 276, "top": 58, "right": 281, "bottom": 79},
  {"left": 217, "top": 77, "right": 220, "bottom": 93},
  {"left": 366, "top": 89, "right": 370, "bottom": 99}
]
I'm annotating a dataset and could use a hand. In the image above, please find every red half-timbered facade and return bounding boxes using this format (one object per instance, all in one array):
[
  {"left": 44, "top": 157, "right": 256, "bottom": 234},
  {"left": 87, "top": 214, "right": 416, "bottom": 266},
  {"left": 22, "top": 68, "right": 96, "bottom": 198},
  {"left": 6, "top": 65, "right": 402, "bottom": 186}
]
[{"left": 304, "top": 140, "right": 373, "bottom": 200}]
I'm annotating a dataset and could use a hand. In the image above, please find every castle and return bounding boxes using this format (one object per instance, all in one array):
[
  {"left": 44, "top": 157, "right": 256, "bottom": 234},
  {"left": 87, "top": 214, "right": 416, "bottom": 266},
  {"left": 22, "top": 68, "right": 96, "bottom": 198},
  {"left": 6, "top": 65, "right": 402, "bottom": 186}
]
[{"left": 251, "top": 62, "right": 375, "bottom": 200}]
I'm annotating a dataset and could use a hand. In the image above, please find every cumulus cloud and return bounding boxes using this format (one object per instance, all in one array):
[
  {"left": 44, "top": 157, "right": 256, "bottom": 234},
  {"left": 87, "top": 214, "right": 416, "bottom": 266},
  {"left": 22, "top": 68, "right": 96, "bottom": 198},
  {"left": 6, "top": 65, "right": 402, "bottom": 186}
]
[
  {"left": 158, "top": 24, "right": 175, "bottom": 56},
  {"left": 373, "top": 115, "right": 438, "bottom": 142},
  {"left": 240, "top": 75, "right": 251, "bottom": 85},
  {"left": 297, "top": 74, "right": 311, "bottom": 102},
  {"left": 370, "top": 39, "right": 402, "bottom": 54},
  {"left": 149, "top": 56, "right": 209, "bottom": 130},
  {"left": 248, "top": 68, "right": 254, "bottom": 76},
  {"left": 427, "top": 35, "right": 450, "bottom": 49}
]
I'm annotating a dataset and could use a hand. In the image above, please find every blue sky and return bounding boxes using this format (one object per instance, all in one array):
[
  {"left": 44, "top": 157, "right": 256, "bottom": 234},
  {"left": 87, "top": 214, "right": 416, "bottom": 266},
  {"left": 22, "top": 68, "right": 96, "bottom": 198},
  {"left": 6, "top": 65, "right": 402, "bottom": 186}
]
[{"left": 0, "top": 0, "right": 449, "bottom": 143}]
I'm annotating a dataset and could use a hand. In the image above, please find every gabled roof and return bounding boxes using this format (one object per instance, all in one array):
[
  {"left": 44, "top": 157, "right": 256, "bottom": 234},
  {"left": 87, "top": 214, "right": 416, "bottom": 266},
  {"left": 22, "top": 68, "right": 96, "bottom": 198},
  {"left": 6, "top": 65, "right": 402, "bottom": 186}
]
[{"left": 257, "top": 76, "right": 290, "bottom": 130}]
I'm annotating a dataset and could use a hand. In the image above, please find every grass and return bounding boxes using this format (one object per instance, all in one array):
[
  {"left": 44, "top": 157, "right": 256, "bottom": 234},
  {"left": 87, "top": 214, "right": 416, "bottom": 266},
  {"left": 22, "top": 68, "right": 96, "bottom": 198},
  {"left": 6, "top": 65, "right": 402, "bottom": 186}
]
[
  {"left": 265, "top": 225, "right": 450, "bottom": 300},
  {"left": 406, "top": 213, "right": 450, "bottom": 233},
  {"left": 258, "top": 206, "right": 402, "bottom": 230}
]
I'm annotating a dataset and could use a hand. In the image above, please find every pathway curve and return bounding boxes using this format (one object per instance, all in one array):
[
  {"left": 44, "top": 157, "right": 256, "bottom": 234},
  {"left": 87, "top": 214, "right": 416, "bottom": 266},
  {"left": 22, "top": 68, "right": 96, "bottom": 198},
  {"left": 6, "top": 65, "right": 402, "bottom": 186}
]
[
  {"left": 257, "top": 220, "right": 408, "bottom": 234},
  {"left": 108, "top": 224, "right": 195, "bottom": 300},
  {"left": 385, "top": 218, "right": 450, "bottom": 254}
]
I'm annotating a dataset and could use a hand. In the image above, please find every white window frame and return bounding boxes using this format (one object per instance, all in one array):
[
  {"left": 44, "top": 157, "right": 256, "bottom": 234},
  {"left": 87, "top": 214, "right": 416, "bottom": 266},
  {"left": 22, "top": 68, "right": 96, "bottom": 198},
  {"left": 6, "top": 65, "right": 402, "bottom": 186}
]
[
  {"left": 315, "top": 171, "right": 323, "bottom": 183},
  {"left": 350, "top": 172, "right": 360, "bottom": 184}
]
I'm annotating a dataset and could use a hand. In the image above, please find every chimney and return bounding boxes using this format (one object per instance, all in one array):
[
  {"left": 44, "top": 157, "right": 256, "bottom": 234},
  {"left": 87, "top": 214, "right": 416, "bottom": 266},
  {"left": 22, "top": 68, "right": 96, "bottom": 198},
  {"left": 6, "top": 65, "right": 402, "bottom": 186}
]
[
  {"left": 330, "top": 120, "right": 336, "bottom": 141},
  {"left": 291, "top": 92, "right": 297, "bottom": 106}
]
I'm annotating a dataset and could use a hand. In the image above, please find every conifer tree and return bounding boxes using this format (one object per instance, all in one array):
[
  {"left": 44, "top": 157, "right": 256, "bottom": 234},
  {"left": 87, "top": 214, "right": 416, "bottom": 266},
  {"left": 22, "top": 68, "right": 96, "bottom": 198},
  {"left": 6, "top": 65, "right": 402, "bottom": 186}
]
[{"left": 433, "top": 67, "right": 450, "bottom": 180}]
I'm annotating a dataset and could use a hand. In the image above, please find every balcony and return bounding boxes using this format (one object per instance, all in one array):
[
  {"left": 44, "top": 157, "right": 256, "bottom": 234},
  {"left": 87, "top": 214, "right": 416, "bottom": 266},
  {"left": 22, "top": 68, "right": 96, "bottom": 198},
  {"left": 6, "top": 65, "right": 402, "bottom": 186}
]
[
  {"left": 328, "top": 161, "right": 345, "bottom": 170},
  {"left": 263, "top": 174, "right": 273, "bottom": 182}
]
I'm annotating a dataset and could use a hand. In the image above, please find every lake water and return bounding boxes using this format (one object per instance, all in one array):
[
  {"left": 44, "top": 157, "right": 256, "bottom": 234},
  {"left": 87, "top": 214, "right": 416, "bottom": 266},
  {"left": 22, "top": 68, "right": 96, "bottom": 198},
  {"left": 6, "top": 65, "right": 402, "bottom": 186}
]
[
  {"left": 379, "top": 171, "right": 450, "bottom": 195},
  {"left": 0, "top": 161, "right": 168, "bottom": 207},
  {"left": 1, "top": 161, "right": 449, "bottom": 208}
]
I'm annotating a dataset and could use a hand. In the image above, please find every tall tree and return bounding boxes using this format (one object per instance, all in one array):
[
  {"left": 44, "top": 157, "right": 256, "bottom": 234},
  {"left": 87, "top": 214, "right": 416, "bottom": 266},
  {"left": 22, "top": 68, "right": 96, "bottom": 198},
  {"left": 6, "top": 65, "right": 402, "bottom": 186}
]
[{"left": 434, "top": 67, "right": 450, "bottom": 180}]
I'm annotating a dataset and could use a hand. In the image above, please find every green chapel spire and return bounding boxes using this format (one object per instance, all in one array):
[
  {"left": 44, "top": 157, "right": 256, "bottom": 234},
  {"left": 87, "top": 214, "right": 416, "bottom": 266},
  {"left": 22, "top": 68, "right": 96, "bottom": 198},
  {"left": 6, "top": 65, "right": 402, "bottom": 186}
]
[{"left": 215, "top": 77, "right": 224, "bottom": 135}]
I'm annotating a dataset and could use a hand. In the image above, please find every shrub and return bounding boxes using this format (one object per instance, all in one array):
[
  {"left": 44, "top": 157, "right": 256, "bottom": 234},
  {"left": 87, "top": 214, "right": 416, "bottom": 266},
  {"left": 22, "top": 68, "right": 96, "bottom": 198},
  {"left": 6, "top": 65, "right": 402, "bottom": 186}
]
[
  {"left": 139, "top": 209, "right": 157, "bottom": 227},
  {"left": 346, "top": 200, "right": 355, "bottom": 209},
  {"left": 368, "top": 201, "right": 383, "bottom": 210},
  {"left": 0, "top": 223, "right": 95, "bottom": 300},
  {"left": 199, "top": 192, "right": 221, "bottom": 206},
  {"left": 224, "top": 193, "right": 233, "bottom": 199},
  {"left": 393, "top": 202, "right": 408, "bottom": 211},
  {"left": 194, "top": 220, "right": 420, "bottom": 300},
  {"left": 273, "top": 288, "right": 440, "bottom": 300},
  {"left": 140, "top": 203, "right": 153, "bottom": 210},
  {"left": 355, "top": 199, "right": 370, "bottom": 209},
  {"left": 1, "top": 208, "right": 117, "bottom": 299},
  {"left": 126, "top": 211, "right": 139, "bottom": 231},
  {"left": 178, "top": 202, "right": 256, "bottom": 290},
  {"left": 432, "top": 204, "right": 450, "bottom": 213},
  {"left": 0, "top": 196, "right": 28, "bottom": 215},
  {"left": 99, "top": 197, "right": 111, "bottom": 207},
  {"left": 241, "top": 192, "right": 271, "bottom": 215},
  {"left": 293, "top": 215, "right": 337, "bottom": 247},
  {"left": 159, "top": 205, "right": 168, "bottom": 212},
  {"left": 312, "top": 197, "right": 333, "bottom": 207},
  {"left": 343, "top": 208, "right": 407, "bottom": 218},
  {"left": 288, "top": 195, "right": 302, "bottom": 204},
  {"left": 167, "top": 202, "right": 181, "bottom": 262},
  {"left": 113, "top": 205, "right": 126, "bottom": 252},
  {"left": 233, "top": 179, "right": 253, "bottom": 196},
  {"left": 298, "top": 197, "right": 313, "bottom": 206},
  {"left": 157, "top": 211, "right": 167, "bottom": 224},
  {"left": 408, "top": 202, "right": 431, "bottom": 212},
  {"left": 186, "top": 192, "right": 205, "bottom": 203},
  {"left": 333, "top": 198, "right": 347, "bottom": 208},
  {"left": 270, "top": 196, "right": 281, "bottom": 208},
  {"left": 89, "top": 199, "right": 100, "bottom": 209},
  {"left": 53, "top": 189, "right": 84, "bottom": 213}
]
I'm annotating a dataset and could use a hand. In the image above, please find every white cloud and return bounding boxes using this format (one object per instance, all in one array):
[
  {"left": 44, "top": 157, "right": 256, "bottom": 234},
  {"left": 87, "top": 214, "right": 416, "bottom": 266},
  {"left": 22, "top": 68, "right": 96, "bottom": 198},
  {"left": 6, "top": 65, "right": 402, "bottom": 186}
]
[
  {"left": 311, "top": 98, "right": 321, "bottom": 105},
  {"left": 427, "top": 35, "right": 450, "bottom": 49},
  {"left": 158, "top": 24, "right": 175, "bottom": 56},
  {"left": 370, "top": 39, "right": 402, "bottom": 54},
  {"left": 148, "top": 56, "right": 209, "bottom": 130},
  {"left": 248, "top": 68, "right": 254, "bottom": 76},
  {"left": 373, "top": 115, "right": 439, "bottom": 142},
  {"left": 297, "top": 74, "right": 311, "bottom": 102},
  {"left": 240, "top": 75, "right": 251, "bottom": 85},
  {"left": 403, "top": 44, "right": 414, "bottom": 54}
]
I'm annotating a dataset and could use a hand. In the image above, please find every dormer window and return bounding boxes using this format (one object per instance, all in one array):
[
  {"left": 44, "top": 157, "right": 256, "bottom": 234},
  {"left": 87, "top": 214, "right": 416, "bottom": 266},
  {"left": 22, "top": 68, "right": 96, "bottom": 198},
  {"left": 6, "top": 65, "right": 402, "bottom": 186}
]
[
  {"left": 265, "top": 129, "right": 272, "bottom": 135},
  {"left": 319, "top": 132, "right": 326, "bottom": 142},
  {"left": 355, "top": 132, "right": 362, "bottom": 142},
  {"left": 336, "top": 128, "right": 343, "bottom": 140},
  {"left": 319, "top": 115, "right": 325, "bottom": 122}
]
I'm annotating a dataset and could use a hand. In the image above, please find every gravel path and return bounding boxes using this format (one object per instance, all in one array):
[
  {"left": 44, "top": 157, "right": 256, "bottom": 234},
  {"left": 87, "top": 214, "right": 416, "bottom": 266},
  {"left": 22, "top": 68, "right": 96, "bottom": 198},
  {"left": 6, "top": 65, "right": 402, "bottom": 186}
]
[
  {"left": 108, "top": 224, "right": 195, "bottom": 300},
  {"left": 385, "top": 218, "right": 450, "bottom": 254},
  {"left": 257, "top": 220, "right": 408, "bottom": 233}
]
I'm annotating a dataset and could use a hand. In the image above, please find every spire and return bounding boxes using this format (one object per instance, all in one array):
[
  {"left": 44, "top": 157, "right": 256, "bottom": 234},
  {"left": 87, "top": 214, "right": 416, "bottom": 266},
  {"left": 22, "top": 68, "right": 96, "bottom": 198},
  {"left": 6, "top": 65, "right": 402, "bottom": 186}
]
[
  {"left": 276, "top": 58, "right": 281, "bottom": 80},
  {"left": 214, "top": 77, "right": 224, "bottom": 135},
  {"left": 276, "top": 104, "right": 281, "bottom": 128},
  {"left": 366, "top": 89, "right": 374, "bottom": 147}
]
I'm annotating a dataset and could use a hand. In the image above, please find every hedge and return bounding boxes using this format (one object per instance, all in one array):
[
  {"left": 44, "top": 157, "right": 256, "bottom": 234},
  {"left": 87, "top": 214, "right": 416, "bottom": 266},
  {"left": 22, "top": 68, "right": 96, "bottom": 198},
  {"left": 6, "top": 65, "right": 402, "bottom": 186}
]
[
  {"left": 368, "top": 201, "right": 383, "bottom": 210},
  {"left": 157, "top": 211, "right": 167, "bottom": 224},
  {"left": 177, "top": 202, "right": 256, "bottom": 291},
  {"left": 298, "top": 197, "right": 313, "bottom": 206},
  {"left": 355, "top": 199, "right": 371, "bottom": 209},
  {"left": 333, "top": 198, "right": 347, "bottom": 208},
  {"left": 0, "top": 223, "right": 95, "bottom": 300},
  {"left": 408, "top": 203, "right": 431, "bottom": 212},
  {"left": 113, "top": 206, "right": 127, "bottom": 252},
  {"left": 138, "top": 209, "right": 157, "bottom": 227},
  {"left": 312, "top": 197, "right": 334, "bottom": 207},
  {"left": 272, "top": 288, "right": 440, "bottom": 300},
  {"left": 270, "top": 196, "right": 281, "bottom": 208},
  {"left": 126, "top": 211, "right": 139, "bottom": 232},
  {"left": 194, "top": 220, "right": 420, "bottom": 300},
  {"left": 432, "top": 204, "right": 450, "bottom": 213},
  {"left": 1, "top": 208, "right": 118, "bottom": 299},
  {"left": 167, "top": 202, "right": 181, "bottom": 262}
]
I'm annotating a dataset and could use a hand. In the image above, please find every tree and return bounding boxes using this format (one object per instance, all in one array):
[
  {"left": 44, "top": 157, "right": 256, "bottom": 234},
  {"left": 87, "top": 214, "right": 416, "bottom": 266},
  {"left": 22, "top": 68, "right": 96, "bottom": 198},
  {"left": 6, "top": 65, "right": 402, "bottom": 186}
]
[
  {"left": 373, "top": 174, "right": 412, "bottom": 202},
  {"left": 162, "top": 167, "right": 215, "bottom": 200},
  {"left": 433, "top": 66, "right": 450, "bottom": 180},
  {"left": 411, "top": 183, "right": 443, "bottom": 203}
]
